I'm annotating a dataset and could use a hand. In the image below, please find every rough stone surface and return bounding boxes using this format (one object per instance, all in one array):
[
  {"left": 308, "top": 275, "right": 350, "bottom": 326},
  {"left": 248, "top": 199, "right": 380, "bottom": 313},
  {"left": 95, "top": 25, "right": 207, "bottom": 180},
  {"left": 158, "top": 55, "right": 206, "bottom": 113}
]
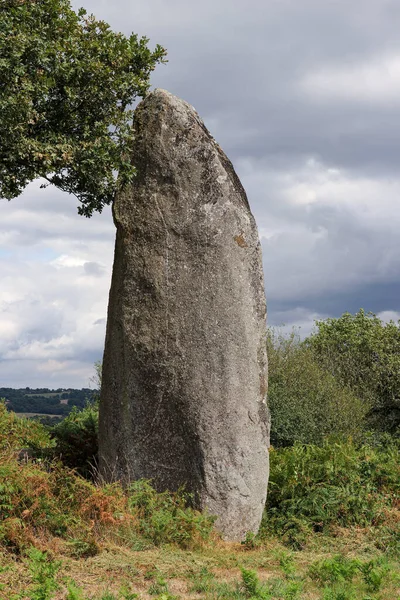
[{"left": 98, "top": 89, "right": 270, "bottom": 540}]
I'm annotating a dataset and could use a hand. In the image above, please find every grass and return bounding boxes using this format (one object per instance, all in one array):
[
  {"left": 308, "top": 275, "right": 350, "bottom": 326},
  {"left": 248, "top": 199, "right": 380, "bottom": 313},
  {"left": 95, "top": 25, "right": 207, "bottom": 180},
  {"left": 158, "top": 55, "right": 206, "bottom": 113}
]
[{"left": 1, "top": 540, "right": 399, "bottom": 599}]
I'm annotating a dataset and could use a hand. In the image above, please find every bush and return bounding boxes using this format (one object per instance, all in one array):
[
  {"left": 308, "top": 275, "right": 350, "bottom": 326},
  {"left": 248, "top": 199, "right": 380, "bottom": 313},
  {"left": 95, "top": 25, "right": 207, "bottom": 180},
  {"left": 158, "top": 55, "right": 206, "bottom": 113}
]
[
  {"left": 267, "top": 329, "right": 367, "bottom": 447},
  {"left": 0, "top": 400, "right": 53, "bottom": 454},
  {"left": 0, "top": 447, "right": 214, "bottom": 554},
  {"left": 50, "top": 404, "right": 99, "bottom": 478},
  {"left": 308, "top": 555, "right": 360, "bottom": 585},
  {"left": 307, "top": 309, "right": 400, "bottom": 433},
  {"left": 262, "top": 436, "right": 400, "bottom": 546}
]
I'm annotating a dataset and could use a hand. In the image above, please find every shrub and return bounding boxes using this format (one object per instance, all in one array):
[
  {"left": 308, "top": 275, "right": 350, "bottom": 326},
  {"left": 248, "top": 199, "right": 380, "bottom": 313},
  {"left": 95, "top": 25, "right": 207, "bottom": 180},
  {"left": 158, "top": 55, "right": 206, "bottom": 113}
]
[
  {"left": 0, "top": 400, "right": 54, "bottom": 454},
  {"left": 307, "top": 309, "right": 400, "bottom": 433},
  {"left": 0, "top": 449, "right": 213, "bottom": 554},
  {"left": 27, "top": 548, "right": 61, "bottom": 600},
  {"left": 358, "top": 557, "right": 390, "bottom": 592},
  {"left": 241, "top": 568, "right": 260, "bottom": 597},
  {"left": 267, "top": 329, "right": 367, "bottom": 447},
  {"left": 50, "top": 404, "right": 99, "bottom": 478},
  {"left": 262, "top": 436, "right": 400, "bottom": 545}
]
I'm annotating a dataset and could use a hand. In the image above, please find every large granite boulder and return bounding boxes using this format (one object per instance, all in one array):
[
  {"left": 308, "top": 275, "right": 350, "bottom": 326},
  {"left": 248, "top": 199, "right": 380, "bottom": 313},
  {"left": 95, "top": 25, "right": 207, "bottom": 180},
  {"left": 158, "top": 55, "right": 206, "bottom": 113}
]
[{"left": 99, "top": 89, "right": 270, "bottom": 540}]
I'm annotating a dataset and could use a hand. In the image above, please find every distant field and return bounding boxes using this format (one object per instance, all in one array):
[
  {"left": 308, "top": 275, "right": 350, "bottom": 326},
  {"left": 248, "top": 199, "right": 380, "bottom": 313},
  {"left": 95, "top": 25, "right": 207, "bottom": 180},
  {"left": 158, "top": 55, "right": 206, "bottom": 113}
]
[
  {"left": 25, "top": 392, "right": 61, "bottom": 398},
  {"left": 17, "top": 412, "right": 61, "bottom": 418}
]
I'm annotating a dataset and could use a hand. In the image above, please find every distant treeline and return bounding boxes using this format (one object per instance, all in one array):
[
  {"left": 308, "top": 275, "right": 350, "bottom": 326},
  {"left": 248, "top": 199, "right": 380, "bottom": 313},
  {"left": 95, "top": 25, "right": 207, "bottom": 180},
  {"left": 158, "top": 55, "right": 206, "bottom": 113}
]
[{"left": 1, "top": 387, "right": 98, "bottom": 416}]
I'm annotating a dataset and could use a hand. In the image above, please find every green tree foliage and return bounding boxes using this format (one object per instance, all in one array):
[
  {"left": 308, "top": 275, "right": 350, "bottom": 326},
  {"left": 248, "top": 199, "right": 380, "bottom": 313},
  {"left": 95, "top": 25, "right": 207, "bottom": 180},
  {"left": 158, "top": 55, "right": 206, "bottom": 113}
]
[
  {"left": 0, "top": 0, "right": 166, "bottom": 216},
  {"left": 0, "top": 387, "right": 97, "bottom": 415},
  {"left": 307, "top": 309, "right": 400, "bottom": 433},
  {"left": 267, "top": 329, "right": 367, "bottom": 447}
]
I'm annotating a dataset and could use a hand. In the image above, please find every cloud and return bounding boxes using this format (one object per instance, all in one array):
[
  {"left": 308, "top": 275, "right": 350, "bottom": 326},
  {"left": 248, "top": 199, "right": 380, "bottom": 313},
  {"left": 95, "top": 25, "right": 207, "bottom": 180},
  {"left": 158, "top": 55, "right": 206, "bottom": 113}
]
[
  {"left": 268, "top": 307, "right": 329, "bottom": 338},
  {"left": 301, "top": 53, "right": 400, "bottom": 106},
  {"left": 377, "top": 310, "right": 400, "bottom": 323},
  {"left": 83, "top": 262, "right": 106, "bottom": 277},
  {"left": 0, "top": 181, "right": 114, "bottom": 387},
  {"left": 236, "top": 157, "right": 400, "bottom": 313}
]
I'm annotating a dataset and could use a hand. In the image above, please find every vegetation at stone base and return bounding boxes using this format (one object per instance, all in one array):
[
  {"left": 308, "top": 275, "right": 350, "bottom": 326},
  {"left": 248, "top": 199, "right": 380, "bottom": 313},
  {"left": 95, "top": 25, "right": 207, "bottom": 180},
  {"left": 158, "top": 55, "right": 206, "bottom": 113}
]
[
  {"left": 0, "top": 407, "right": 399, "bottom": 598},
  {"left": 307, "top": 309, "right": 400, "bottom": 433},
  {"left": 0, "top": 407, "right": 214, "bottom": 558},
  {"left": 0, "top": 0, "right": 166, "bottom": 217},
  {"left": 267, "top": 329, "right": 367, "bottom": 447},
  {"left": 263, "top": 435, "right": 400, "bottom": 552},
  {"left": 1, "top": 388, "right": 98, "bottom": 417}
]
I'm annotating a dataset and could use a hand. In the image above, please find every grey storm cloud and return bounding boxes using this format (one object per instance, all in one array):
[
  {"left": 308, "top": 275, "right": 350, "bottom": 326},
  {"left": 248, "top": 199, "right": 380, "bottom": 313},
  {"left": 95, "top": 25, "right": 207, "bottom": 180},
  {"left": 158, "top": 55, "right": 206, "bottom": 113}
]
[
  {"left": 1, "top": 0, "right": 399, "bottom": 386},
  {"left": 84, "top": 262, "right": 106, "bottom": 277}
]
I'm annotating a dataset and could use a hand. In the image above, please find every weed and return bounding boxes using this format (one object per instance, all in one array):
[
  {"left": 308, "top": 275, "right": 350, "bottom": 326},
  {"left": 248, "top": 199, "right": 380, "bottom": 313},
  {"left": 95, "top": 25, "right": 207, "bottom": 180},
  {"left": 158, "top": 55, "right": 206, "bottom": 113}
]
[
  {"left": 27, "top": 548, "right": 61, "bottom": 600},
  {"left": 148, "top": 575, "right": 168, "bottom": 595},
  {"left": 275, "top": 550, "right": 296, "bottom": 577},
  {"left": 65, "top": 580, "right": 86, "bottom": 600},
  {"left": 127, "top": 479, "right": 215, "bottom": 548},
  {"left": 358, "top": 557, "right": 390, "bottom": 591},
  {"left": 188, "top": 566, "right": 215, "bottom": 593},
  {"left": 268, "top": 577, "right": 303, "bottom": 599},
  {"left": 118, "top": 584, "right": 138, "bottom": 600},
  {"left": 241, "top": 531, "right": 261, "bottom": 550},
  {"left": 320, "top": 585, "right": 358, "bottom": 600},
  {"left": 308, "top": 554, "right": 360, "bottom": 585},
  {"left": 66, "top": 537, "right": 99, "bottom": 558},
  {"left": 263, "top": 436, "right": 400, "bottom": 545},
  {"left": 212, "top": 580, "right": 244, "bottom": 600},
  {"left": 241, "top": 567, "right": 260, "bottom": 597}
]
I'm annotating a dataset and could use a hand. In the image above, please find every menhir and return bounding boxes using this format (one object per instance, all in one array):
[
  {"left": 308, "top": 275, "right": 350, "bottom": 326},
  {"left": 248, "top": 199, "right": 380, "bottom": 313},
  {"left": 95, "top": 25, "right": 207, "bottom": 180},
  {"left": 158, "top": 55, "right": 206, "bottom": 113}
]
[{"left": 99, "top": 89, "right": 270, "bottom": 540}]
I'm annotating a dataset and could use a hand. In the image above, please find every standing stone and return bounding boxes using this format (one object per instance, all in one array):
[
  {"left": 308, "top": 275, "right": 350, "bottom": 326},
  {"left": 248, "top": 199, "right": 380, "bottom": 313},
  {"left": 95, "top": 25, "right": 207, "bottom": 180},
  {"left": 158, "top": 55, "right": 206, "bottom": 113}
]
[{"left": 99, "top": 89, "right": 269, "bottom": 540}]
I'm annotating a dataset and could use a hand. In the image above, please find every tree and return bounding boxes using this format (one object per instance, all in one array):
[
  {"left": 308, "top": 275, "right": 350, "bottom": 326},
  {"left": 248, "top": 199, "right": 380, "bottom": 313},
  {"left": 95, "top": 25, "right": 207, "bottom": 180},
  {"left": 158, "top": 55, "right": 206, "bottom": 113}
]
[
  {"left": 267, "top": 328, "right": 366, "bottom": 447},
  {"left": 0, "top": 0, "right": 166, "bottom": 216},
  {"left": 307, "top": 309, "right": 400, "bottom": 433}
]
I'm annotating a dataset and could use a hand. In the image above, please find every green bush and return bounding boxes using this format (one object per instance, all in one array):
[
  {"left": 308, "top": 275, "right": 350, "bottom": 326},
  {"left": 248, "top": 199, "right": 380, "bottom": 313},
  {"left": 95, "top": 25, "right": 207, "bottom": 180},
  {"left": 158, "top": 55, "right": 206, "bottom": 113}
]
[
  {"left": 307, "top": 309, "right": 400, "bottom": 433},
  {"left": 50, "top": 404, "right": 99, "bottom": 478},
  {"left": 27, "top": 548, "right": 61, "bottom": 600},
  {"left": 262, "top": 437, "right": 400, "bottom": 546},
  {"left": 0, "top": 400, "right": 54, "bottom": 454},
  {"left": 240, "top": 568, "right": 260, "bottom": 597},
  {"left": 267, "top": 330, "right": 367, "bottom": 447}
]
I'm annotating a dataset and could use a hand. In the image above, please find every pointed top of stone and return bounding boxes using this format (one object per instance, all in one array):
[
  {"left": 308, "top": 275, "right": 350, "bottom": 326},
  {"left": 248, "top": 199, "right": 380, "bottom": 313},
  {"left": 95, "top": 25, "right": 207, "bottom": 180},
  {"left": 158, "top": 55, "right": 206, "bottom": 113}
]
[
  {"left": 134, "top": 87, "right": 205, "bottom": 137},
  {"left": 131, "top": 88, "right": 250, "bottom": 212},
  {"left": 144, "top": 87, "right": 196, "bottom": 111}
]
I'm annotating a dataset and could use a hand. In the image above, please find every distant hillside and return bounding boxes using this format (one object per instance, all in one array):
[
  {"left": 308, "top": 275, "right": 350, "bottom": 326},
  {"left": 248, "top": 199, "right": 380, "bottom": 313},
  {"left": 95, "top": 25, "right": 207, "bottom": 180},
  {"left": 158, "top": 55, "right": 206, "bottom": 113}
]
[{"left": 0, "top": 387, "right": 98, "bottom": 416}]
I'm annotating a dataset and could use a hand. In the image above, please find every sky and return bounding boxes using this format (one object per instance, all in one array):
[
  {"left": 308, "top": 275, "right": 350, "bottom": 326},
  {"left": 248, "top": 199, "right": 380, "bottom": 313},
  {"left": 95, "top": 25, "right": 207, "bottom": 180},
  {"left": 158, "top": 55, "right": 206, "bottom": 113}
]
[{"left": 1, "top": 0, "right": 400, "bottom": 388}]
